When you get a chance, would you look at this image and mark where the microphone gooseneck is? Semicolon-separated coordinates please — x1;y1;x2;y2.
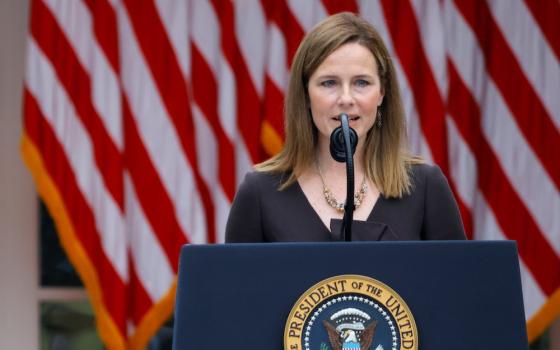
329;114;358;242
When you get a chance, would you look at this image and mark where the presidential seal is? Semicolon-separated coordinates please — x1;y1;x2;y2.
284;275;417;350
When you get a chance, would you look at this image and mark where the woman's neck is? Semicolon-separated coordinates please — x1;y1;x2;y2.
315;136;366;176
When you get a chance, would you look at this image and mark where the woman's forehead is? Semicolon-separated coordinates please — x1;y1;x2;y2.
311;43;379;78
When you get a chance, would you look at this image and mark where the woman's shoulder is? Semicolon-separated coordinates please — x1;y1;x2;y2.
238;170;291;193
242;170;288;184
408;162;451;193
409;162;444;179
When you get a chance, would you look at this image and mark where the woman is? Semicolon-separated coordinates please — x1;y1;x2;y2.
226;12;465;242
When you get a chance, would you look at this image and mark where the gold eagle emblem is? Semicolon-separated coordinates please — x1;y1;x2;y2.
323;308;377;350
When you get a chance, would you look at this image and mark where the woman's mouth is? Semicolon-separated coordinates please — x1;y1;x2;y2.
332;115;360;122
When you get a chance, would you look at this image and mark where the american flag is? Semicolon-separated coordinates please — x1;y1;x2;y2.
21;0;559;348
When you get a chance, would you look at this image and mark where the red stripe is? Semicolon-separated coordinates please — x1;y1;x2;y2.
263;77;286;142
190;46;236;200
210;0;265;162
123;98;188;271
524;0;560;61
380;0;450;175
128;257;152;325
31;0;124;209
82;0;120;72
122;0;217;243
24;89;128;333
321;0;358;14
455;0;560;191
260;0;305;67
447;62;560;295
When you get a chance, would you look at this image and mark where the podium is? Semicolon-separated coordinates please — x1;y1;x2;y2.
172;241;528;349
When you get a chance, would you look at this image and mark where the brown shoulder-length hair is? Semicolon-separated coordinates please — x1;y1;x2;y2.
256;12;421;198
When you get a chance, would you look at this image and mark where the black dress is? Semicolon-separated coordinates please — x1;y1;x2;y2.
225;163;466;242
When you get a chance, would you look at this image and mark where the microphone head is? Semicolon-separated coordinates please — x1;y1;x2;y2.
330;114;358;162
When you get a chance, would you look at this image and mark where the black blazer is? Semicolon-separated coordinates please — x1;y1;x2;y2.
226;163;466;242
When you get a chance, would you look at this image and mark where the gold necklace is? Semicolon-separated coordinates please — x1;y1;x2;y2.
317;163;368;213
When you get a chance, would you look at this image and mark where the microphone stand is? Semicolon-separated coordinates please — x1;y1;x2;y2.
329;114;357;242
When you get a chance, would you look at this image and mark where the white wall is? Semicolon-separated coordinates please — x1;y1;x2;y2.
0;0;37;349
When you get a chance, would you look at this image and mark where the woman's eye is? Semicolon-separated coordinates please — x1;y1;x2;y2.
321;80;336;87
355;79;370;87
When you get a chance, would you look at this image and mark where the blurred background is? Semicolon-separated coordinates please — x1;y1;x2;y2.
1;0;558;349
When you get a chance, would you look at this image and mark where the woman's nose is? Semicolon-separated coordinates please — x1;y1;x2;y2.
337;85;354;107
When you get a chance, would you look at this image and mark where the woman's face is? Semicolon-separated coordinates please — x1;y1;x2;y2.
307;42;384;148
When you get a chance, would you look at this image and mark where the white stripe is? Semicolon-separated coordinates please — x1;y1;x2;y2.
520;260;547;321
192;104;231;243
409;0;448;98
190;0;237;141
125;174;174;302
398;64;434;163
267;24;289;91
233;0;266;96
359;1;433;162
26;39;128;282
217;61;238;141
118;7;207;244
190;102;218;223
447;117;477;208
44;0;123;150
472;192;546;319
191;0;220;75
90;46;123;149
487;0;560;128
287;0;328;32
443;0;485;102
446;1;560;256
154;0;190;79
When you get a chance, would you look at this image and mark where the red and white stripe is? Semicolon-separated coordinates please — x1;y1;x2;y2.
22;0;559;348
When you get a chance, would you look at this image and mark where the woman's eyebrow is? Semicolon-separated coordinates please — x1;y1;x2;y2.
353;74;375;79
314;74;339;80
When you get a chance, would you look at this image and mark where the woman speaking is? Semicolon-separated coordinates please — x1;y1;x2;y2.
226;12;465;243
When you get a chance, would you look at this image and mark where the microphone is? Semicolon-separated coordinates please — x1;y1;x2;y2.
329;114;358;242
330;115;358;162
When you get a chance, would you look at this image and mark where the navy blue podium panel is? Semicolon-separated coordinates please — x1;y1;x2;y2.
172;241;528;350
